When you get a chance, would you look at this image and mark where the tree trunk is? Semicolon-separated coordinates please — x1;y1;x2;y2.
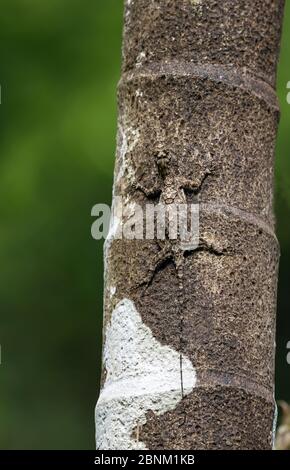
95;0;284;450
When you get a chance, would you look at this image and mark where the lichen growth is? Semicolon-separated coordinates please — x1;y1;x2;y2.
189;0;203;16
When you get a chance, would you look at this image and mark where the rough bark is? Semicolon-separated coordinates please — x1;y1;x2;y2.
95;0;284;450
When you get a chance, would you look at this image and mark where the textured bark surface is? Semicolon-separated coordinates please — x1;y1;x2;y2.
95;0;284;450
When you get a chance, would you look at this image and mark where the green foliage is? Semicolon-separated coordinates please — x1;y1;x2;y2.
0;0;123;449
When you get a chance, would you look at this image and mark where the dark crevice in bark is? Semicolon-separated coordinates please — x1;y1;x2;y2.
134;184;162;203
183;244;234;259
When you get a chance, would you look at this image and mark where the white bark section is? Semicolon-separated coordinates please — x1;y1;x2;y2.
272;398;278;449
116;123;139;185
95;299;196;450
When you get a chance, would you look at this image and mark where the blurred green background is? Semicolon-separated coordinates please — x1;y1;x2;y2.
0;0;289;450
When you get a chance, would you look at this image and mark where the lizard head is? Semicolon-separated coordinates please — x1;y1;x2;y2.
154;150;171;179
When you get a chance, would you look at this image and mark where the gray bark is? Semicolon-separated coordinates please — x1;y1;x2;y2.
95;0;284;450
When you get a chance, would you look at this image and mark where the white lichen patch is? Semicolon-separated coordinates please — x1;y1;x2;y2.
103;196;122;277
95;299;196;450
190;0;203;14
116;122;140;185
110;286;116;299
136;51;146;68
136;89;143;98
126;0;134;17
272;396;278;449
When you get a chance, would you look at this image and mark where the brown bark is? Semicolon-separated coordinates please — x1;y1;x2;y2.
96;0;285;450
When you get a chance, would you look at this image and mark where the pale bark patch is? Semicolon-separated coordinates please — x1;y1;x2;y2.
95;298;196;450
